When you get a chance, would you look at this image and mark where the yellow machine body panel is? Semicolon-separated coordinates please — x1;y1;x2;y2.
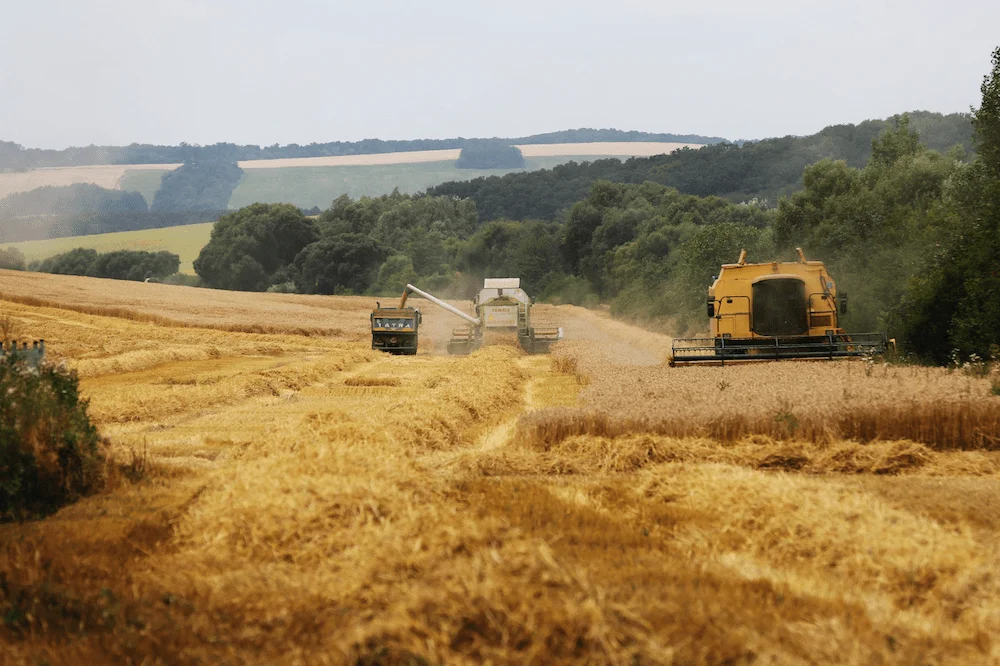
670;249;888;365
709;257;841;340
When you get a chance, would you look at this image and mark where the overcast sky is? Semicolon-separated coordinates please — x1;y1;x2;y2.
2;0;998;149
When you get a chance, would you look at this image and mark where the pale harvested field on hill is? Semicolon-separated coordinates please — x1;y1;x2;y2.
235;142;702;169
0;142;702;198
0;163;179;199
2;273;1000;664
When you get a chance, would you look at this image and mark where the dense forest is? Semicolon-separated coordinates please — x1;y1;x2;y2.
0;129;725;170
191;48;1000;364
428;111;974;220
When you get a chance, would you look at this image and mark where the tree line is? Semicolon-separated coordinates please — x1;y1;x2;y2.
428;111;974;221
29;248;180;282
0;129;724;170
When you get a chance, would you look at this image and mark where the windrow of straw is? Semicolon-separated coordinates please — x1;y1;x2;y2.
516;399;1000;451
468;433;1000;477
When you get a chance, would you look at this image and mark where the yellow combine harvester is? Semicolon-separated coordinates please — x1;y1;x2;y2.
670;248;888;365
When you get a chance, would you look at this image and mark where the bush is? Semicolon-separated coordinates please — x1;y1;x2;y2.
456;141;525;169
0;246;26;270
292;234;387;294
30;248;180;282
0;359;105;521
194;203;319;291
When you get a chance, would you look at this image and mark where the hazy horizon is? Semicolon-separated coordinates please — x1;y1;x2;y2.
2;0;998;150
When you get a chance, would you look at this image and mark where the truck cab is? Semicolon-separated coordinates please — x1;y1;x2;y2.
370;306;421;355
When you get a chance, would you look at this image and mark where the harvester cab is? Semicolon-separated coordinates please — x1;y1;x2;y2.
455;278;563;354
670;248;888;365
1;339;46;370
370;295;422;355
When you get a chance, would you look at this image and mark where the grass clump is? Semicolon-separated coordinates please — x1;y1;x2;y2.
0;358;105;521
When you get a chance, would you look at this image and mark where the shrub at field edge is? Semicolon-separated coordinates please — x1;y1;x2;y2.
0;359;106;521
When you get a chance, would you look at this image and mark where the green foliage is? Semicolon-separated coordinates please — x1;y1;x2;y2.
30;248;99;275
457;221;564;295
0;246;26;270
151;160;243;212
92;250;180;281
557;180;777;328
456;141;526;169
30;248;180;281
0;359;104;521
373;255;417;295
429;111;974;221
890;50;1000;363
293;234;387;295
536;273;600;307
194;203;318;291
773;115;962;335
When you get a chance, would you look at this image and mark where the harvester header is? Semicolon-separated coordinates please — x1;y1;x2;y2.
670;248;888;365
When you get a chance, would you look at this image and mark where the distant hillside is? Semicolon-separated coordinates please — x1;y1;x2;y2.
0;129;724;170
0;183;147;218
427;111;974;221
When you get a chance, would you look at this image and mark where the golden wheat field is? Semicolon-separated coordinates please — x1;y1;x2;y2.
2;270;1000;665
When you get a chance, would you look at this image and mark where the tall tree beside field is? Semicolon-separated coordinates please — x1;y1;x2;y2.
773;116;961;336
895;47;1000;362
293;234;387;295
194;203;319;291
